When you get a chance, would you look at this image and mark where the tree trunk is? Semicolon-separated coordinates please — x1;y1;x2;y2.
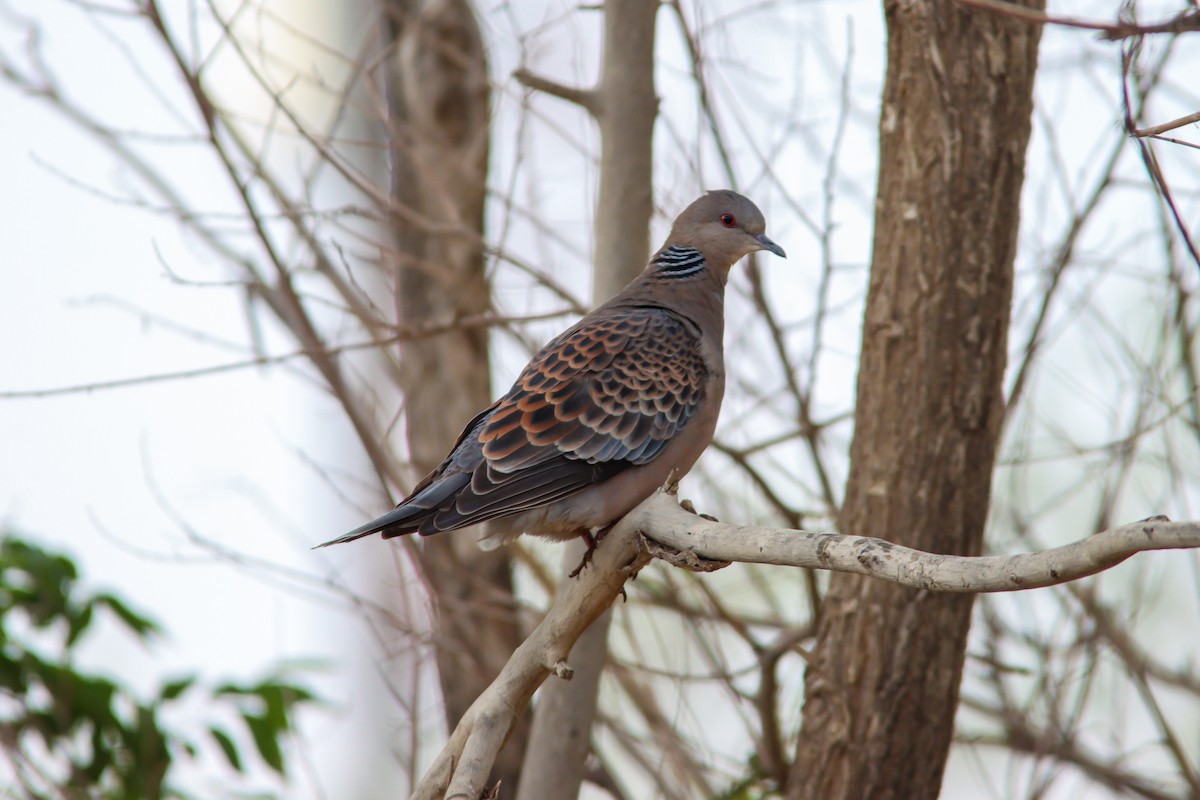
516;2;658;797
786;2;1044;798
379;0;529;790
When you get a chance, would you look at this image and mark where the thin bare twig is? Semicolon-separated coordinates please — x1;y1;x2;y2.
1132;109;1200;137
956;0;1200;41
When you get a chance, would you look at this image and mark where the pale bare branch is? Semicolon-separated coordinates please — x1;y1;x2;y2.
411;484;1200;796
636;497;1195;592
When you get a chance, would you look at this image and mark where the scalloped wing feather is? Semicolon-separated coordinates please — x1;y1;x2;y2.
479;306;706;471
354;305;710;539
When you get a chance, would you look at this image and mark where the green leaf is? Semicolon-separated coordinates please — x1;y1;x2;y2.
261;685;289;735
210;726;243;773
58;667;115;721
94;593;162;639
1;532;321;792
130;704;170;797
0;651;25;693
243;712;285;774
65;601;93;647
2;538;77;630
160;674;196;701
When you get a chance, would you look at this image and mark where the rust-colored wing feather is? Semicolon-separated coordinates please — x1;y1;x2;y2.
319;305;708;544
482;306;706;469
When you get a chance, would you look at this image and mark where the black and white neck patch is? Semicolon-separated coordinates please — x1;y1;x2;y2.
654;245;705;277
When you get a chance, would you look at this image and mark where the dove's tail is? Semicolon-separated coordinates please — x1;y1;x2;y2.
315;472;472;548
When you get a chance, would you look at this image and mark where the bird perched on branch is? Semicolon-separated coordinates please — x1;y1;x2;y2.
320;190;785;559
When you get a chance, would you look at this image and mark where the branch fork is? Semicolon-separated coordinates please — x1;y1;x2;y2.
413;490;1200;797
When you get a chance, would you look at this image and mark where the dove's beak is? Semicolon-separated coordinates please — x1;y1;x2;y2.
756;233;786;258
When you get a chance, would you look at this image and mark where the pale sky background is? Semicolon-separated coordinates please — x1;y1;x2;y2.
2;1;1198;798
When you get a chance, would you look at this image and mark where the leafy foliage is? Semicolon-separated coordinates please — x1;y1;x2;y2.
0;533;319;799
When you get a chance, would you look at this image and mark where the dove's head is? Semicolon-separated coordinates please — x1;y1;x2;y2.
662;190;786;275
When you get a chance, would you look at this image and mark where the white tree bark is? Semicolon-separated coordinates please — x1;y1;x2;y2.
411;488;1200;798
630;495;1193;591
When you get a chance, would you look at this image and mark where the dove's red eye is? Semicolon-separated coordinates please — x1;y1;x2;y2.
720;213;736;227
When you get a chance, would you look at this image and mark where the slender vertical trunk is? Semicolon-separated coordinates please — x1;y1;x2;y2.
592;0;656;282
516;2;659;797
786;2;1044;798
379;0;529;790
